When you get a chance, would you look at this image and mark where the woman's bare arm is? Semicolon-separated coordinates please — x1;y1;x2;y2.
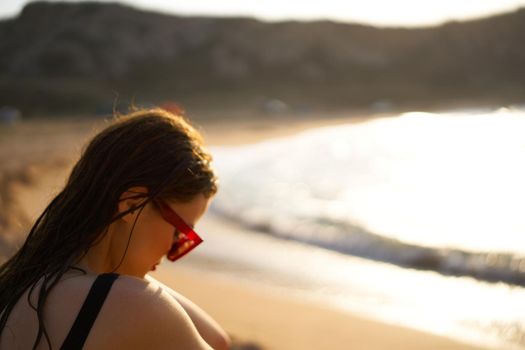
145;274;231;350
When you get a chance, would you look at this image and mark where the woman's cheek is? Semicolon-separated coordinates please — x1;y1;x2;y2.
152;226;173;257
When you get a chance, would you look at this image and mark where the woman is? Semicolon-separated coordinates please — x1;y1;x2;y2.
0;108;231;349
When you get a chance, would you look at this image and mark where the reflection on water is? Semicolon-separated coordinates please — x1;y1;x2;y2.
213;108;525;254
191;107;525;349
209;108;525;286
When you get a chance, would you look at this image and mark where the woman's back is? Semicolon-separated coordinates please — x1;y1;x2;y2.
0;271;212;349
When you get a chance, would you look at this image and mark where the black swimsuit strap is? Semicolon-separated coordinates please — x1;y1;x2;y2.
60;273;119;350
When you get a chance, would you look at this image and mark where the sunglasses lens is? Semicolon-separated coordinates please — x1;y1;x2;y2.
156;200;203;262
167;233;195;261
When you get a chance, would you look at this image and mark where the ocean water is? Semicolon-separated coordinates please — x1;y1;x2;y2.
178;108;525;349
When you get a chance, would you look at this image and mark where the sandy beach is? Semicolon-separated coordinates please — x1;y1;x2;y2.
152;263;487;350
0;111;494;350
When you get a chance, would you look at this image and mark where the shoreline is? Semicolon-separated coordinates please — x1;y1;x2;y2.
196;110;394;146
151;262;491;350
152;208;504;350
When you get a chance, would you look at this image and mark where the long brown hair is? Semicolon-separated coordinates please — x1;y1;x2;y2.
0;108;217;349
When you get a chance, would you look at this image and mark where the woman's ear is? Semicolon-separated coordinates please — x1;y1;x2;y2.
117;186;148;223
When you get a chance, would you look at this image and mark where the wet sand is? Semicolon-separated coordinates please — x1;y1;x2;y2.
151;264;490;350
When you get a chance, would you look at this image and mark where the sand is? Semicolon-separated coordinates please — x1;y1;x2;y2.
151;264;488;350
0;111;494;350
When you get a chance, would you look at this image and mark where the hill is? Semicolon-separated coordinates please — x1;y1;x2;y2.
1;1;524;115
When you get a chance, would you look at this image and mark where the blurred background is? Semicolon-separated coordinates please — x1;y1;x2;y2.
1;1;525;349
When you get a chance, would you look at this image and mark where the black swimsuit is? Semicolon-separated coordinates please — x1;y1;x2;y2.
60;273;119;350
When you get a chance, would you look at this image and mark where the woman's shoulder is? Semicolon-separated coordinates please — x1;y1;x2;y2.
86;273;212;350
101;273;176;321
55;272;176;314
106;273;179;312
3;272;205;350
42;272;211;349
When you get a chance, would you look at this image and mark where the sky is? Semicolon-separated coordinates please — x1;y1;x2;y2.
1;0;525;27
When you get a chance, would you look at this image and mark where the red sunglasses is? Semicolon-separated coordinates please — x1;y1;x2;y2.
154;199;203;262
